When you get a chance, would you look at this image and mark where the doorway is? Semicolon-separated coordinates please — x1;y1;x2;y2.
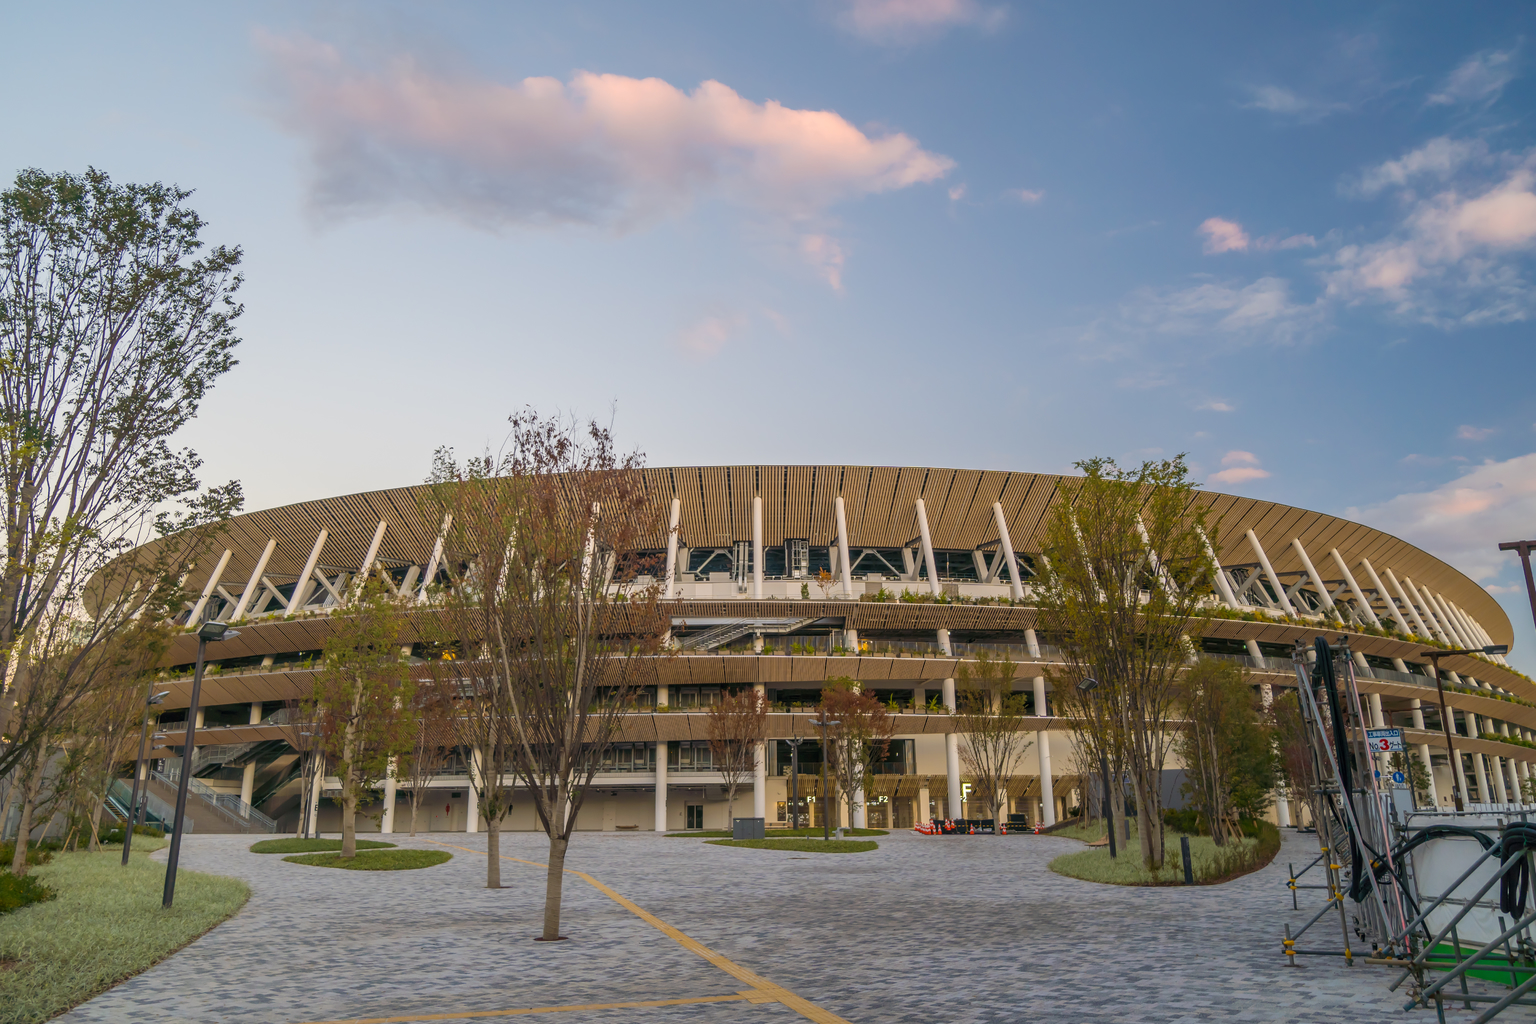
685;804;704;829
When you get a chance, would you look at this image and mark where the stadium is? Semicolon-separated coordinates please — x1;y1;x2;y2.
128;465;1532;837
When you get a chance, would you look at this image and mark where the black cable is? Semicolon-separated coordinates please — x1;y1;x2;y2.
1499;822;1536;916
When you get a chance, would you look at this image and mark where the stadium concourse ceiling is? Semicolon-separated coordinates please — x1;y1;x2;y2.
127;466;1511;647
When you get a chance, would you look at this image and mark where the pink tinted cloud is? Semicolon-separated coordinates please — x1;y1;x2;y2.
1208;450;1271;485
258;32;954;230
1199;217;1250;253
1009;187;1044;203
841;0;1006;42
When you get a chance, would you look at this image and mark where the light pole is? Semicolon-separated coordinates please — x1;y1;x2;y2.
163;620;239;908
122;684;170;865
809;716;839;840
1498;541;1536;635
784;735;806;830
1422;644;1509;812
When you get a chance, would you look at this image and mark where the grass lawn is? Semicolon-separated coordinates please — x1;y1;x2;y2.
250;837;396;854
705;838;878;854
1048;820;1279;886
667;828;888;838
282;849;451;870
0;845;247;1023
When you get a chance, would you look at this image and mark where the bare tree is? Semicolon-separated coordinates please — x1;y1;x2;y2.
428;410;667;937
0;168;244;779
819;679;894;837
308;577;415;858
955;653;1033;834
402;676;454;837
282;698;325;838
706;689;767;826
1036;456;1214;870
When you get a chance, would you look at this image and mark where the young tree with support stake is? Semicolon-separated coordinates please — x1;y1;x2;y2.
1176;658;1275;845
819;679;894;836
1036;456;1215;871
955;653;1034;833
401;675;454;837
428;410;666;937
707;689;767;827
308;577;415;859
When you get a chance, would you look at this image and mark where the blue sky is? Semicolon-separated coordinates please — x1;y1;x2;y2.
5;2;1536;661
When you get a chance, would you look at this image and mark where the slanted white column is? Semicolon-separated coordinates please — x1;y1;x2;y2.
1246;530;1295;616
285;529;329;614
1198;526;1239;607
752;496;763;600
1331;550;1380;626
655;742;668;831
1384;569;1432;639
230;539;277;622
834;496;854;599
417;515;452;603
662;497;681;599
1428;590;1473;648
466;747;482;833
348;520;390;601
753;683;767;820
381;759;397;833
1402;578;1451;644
992;503;1025;602
1291;539;1334;612
915;498;942;598
1361;559;1411;635
189;549;233;625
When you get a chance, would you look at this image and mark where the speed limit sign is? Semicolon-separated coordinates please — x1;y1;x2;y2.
1366;727;1404;753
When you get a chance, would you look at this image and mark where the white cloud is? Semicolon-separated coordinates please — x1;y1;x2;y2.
1241;84;1349;121
1346;453;1536;582
1197;399;1235;412
1351;137;1488;198
1199;217;1249;254
800;234;847;291
257;32;954;233
677;313;747;358
1325;163;1536;323
1457;425;1497;441
1209;450;1271;486
839;0;1006;43
1108;275;1322;345
1009;187;1044;203
1428;48;1518;107
947;183;967;201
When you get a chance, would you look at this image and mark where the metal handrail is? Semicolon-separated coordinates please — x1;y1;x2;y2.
154;768;278;832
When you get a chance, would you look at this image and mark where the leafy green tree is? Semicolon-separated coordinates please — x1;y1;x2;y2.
309;576;415;859
819;678;894;836
0;167;244;782
1176;658;1276;845
1036;455;1216;870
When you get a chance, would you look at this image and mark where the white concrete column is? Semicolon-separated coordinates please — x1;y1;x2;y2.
466;748;482;832
1410;699;1439;807
1291;538;1334;612
662;497;681;600
1276;795;1291;827
240;762;256;813
1360;559;1411;635
1466;715;1490;804
188;548;233;625
852;783;866;829
418;514;452;604
307;755;325;838
992;502;1025;602
915;498;942;598
1198;526;1239;607
752;496;763;600
1246;530;1295;616
349;520;390;601
1404;578;1452;645
657;683;668;709
1035;672;1055;827
1427;588;1472;648
753;684;767;819
1330;549;1380;626
1368;693;1385;729
834;496;854;599
917;783;930;825
1384;568;1432;639
286;528;329;614
655;743;668;832
1492;754;1510;805
230;538;277;622
1519;760;1531;805
381;758;397;833
941;671;962;818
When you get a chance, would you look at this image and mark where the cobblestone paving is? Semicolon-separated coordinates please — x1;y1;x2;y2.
56;830;1527;1024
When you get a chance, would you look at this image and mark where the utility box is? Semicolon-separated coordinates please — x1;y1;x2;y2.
733;817;765;840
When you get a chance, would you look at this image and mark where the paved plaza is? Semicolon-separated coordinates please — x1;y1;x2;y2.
55;830;1524;1024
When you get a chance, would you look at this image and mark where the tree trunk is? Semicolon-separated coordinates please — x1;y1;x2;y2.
486;815;501;888
1134;768;1163;869
409;789;420;837
1108;776;1127;852
0;776;18;843
725;788;735;832
341;781;357;858
541;834;569;940
10;751;47;875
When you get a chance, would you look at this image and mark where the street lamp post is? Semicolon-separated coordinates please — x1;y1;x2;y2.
809;716;839;840
122;684;170;866
1421;644;1508;813
1498;541;1536;636
163;621;239;909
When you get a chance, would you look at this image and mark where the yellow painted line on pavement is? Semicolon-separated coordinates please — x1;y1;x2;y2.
295;992;752;1023
421;838;853;1024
